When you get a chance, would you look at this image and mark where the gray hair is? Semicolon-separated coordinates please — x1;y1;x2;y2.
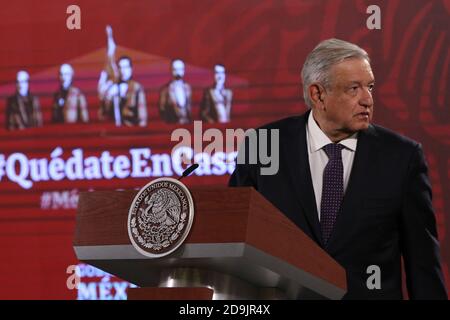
301;38;370;108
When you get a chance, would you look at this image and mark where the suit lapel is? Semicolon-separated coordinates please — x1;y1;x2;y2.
168;82;177;106
286;111;323;246
325;125;378;251
17;94;29;125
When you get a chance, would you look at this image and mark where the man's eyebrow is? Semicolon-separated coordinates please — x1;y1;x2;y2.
345;80;375;85
344;81;363;86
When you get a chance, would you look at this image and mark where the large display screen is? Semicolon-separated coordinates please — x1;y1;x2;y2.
0;0;448;299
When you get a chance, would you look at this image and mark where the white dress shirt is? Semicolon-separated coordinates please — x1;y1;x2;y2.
173;80;187;107
305;112;358;221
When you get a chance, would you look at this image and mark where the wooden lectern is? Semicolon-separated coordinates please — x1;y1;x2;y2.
74;186;346;300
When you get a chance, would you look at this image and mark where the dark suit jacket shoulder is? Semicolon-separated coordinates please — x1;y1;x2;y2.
229;111;447;300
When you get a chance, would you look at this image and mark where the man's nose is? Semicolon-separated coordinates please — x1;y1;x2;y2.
359;88;373;107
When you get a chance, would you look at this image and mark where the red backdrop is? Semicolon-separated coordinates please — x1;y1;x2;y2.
0;0;448;299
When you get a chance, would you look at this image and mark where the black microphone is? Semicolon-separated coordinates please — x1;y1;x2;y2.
178;163;199;181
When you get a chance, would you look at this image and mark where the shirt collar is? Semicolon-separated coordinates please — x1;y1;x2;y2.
307;111;358;153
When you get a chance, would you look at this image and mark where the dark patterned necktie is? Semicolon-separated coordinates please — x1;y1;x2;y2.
320;143;344;245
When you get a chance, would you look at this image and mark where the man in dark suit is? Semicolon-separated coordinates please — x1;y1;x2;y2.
158;59;192;124
6;70;42;130
52;63;89;124
200;64;233;123
98;25;147;127
229;38;447;299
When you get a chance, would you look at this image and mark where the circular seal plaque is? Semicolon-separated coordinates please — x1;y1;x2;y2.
127;178;194;258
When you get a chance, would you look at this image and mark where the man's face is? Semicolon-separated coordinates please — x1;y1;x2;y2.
59;65;73;88
16;72;29;96
320;58;374;134
214;65;226;87
118;58;132;82
172;60;185;79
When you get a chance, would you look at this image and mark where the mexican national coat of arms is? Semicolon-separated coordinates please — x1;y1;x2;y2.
128;178;194;258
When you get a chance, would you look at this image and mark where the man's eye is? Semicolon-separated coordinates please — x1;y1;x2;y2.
368;84;375;92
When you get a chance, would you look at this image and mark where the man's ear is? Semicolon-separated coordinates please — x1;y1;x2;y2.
309;84;326;107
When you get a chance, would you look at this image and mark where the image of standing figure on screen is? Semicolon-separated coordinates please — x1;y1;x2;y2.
200;64;232;123
98;25;147;127
5;70;42;131
52;63;89;124
158;59;192;124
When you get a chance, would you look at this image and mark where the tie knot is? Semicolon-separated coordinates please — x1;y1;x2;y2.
323;143;344;159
